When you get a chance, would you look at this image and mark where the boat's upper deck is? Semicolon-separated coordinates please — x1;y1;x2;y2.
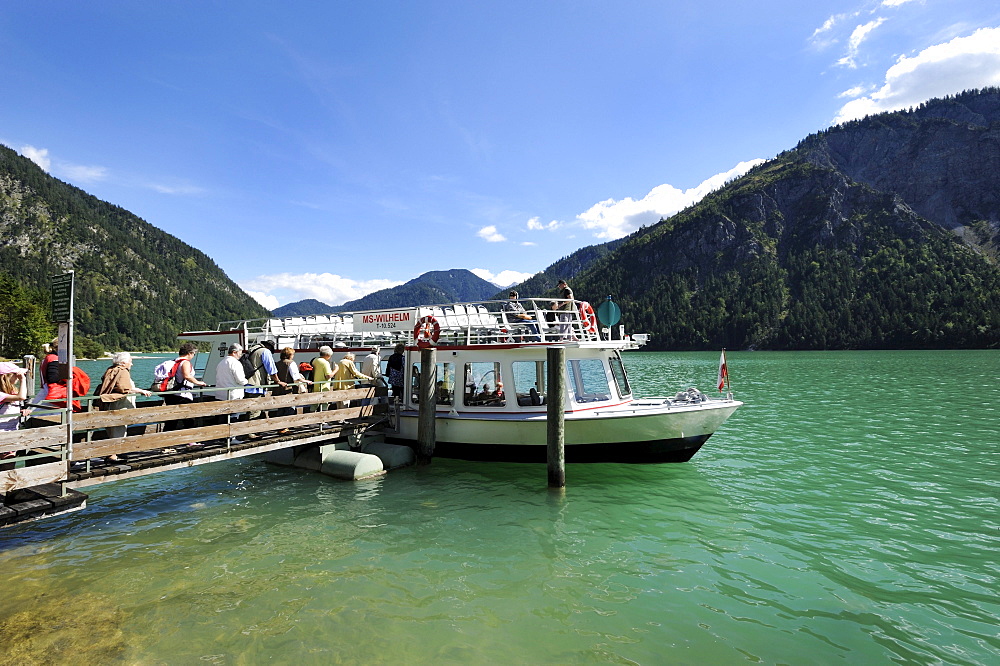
214;299;649;350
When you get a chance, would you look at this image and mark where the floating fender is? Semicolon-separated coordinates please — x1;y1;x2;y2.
320;449;385;480
361;441;416;470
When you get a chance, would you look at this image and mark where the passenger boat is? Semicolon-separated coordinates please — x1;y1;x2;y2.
178;298;741;463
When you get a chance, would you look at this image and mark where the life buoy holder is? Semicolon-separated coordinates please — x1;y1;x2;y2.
579;301;598;334
413;315;441;347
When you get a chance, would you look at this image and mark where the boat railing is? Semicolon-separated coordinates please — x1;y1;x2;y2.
214;299;637;349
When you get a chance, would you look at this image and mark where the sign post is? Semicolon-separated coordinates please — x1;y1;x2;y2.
50;271;75;476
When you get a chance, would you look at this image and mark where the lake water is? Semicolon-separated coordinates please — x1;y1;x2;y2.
1;351;997;664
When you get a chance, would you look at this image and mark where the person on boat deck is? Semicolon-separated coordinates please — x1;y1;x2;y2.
554;279;574;339
96;352;153;459
385;343;405;399
502;290;539;339
332;352;371;409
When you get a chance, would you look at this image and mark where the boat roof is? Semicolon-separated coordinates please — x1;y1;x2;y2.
193;299;648;351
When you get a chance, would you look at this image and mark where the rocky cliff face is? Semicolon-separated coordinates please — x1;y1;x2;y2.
796;89;1000;252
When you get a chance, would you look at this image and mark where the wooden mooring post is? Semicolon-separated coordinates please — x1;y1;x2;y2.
417;347;437;464
546;346;566;488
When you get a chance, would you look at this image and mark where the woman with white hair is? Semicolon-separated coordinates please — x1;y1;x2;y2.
96;351;153;458
311;346;336;393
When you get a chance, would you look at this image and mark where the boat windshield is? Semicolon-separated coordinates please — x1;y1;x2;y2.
566;358;613;404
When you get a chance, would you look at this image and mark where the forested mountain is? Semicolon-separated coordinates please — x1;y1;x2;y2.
537;89;1000;350
0;144;268;355
272;298;335;317
317;269;501;311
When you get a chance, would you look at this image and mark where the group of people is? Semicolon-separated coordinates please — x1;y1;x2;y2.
502;279;575;340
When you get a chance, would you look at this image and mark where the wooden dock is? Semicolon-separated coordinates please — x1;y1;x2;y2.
1;387;389;528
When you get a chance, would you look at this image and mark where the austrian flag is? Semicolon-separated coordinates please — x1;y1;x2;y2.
717;350;729;392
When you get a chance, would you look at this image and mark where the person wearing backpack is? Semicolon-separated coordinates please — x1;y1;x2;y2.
242;340;286;433
163;343;207;433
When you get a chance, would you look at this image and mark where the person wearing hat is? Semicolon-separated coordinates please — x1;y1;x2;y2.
502;290;539;340
555;279;574;339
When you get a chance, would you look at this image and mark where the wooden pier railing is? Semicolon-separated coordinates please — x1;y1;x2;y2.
0;386;387;496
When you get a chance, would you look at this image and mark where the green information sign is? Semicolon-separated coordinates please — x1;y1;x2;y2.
51;272;74;323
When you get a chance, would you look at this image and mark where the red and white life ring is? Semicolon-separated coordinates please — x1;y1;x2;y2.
413;315;441;347
578;301;598;334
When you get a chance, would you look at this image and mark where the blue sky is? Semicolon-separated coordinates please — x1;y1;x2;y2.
3;1;999;309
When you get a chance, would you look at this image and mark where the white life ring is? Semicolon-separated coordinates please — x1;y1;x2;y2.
413;315;441;347
579;301;598;334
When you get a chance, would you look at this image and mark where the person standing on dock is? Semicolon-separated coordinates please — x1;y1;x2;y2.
163;343;208;432
95;352;153;458
212;343;249;401
312;346;335;393
1;363;28;470
243;340;286;428
310;346;335;412
361;347;382;385
332;352;371;409
274;346;310;426
385;343;405;399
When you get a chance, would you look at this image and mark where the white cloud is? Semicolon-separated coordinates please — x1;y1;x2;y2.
20;145;109;184
240;272;404;309
147;181;205;195
21;145;51;171
881;0;916;7
837;18;887;68
576;159;766;240
526;216;560;231
61;164;108;184
477;225;506;242
838;85;869;98
247;291;280;310
471;268;536;287
834;26;1000;124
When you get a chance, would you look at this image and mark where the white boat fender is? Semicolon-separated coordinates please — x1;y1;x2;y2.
361;441;416;470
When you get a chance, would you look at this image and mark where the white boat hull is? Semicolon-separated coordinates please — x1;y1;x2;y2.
386;399;741;463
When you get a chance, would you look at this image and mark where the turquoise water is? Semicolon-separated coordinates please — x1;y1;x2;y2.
1;351;997;664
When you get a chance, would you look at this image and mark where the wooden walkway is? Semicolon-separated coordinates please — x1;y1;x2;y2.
1;387;389;527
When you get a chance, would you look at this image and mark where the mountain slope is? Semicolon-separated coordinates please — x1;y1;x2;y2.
338;269;500;310
0;145;269;351
558;90;1000;350
272;298;335;317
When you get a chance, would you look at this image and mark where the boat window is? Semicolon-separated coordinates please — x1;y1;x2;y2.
463;361;506;407
512;360;546;406
609;353;631;398
410;362;456;406
566;358;612;403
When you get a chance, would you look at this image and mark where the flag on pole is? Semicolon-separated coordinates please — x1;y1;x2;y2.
717;349;729;392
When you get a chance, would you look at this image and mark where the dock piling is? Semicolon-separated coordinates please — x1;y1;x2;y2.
417;347;437;464
546;346;566;488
